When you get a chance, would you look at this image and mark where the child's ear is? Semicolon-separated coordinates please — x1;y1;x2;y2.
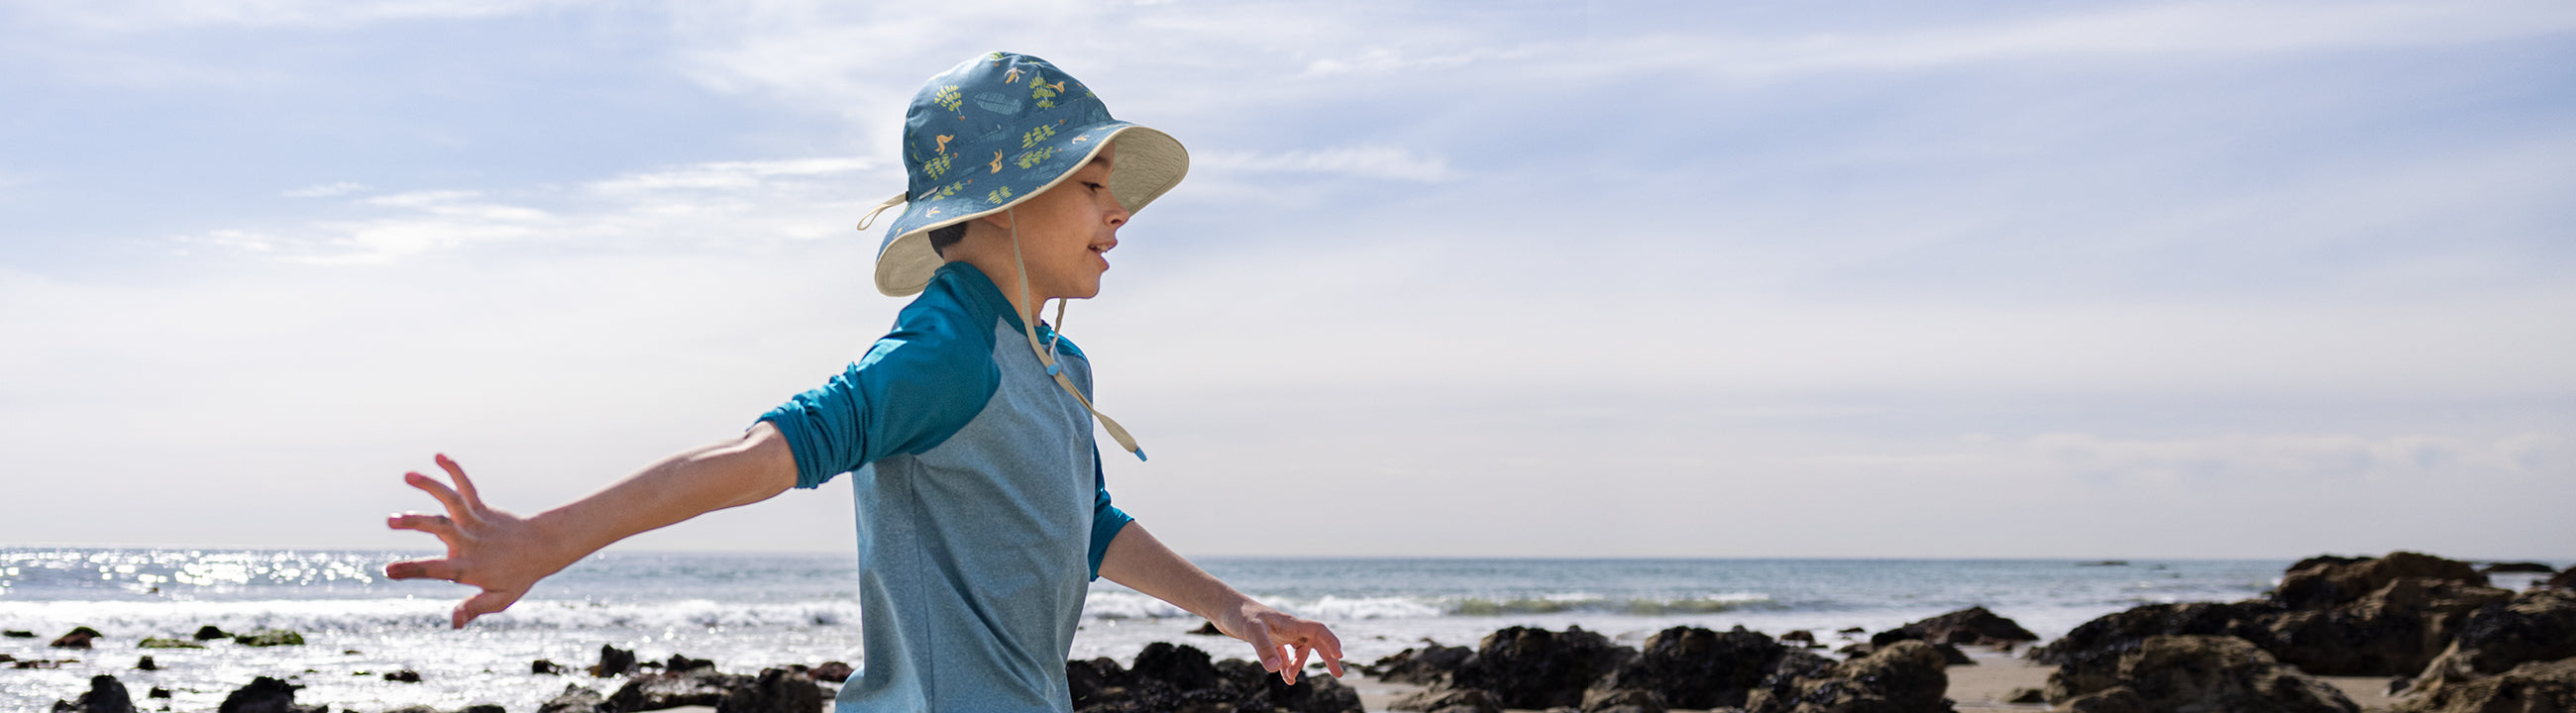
979;211;1016;231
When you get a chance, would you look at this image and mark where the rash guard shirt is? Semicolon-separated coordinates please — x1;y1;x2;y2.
758;261;1133;712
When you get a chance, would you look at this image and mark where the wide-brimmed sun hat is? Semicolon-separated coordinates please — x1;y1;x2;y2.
859;51;1190;298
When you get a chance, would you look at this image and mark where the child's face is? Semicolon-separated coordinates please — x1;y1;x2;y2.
1004;141;1129;301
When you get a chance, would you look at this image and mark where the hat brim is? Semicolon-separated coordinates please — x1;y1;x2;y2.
873;124;1188;297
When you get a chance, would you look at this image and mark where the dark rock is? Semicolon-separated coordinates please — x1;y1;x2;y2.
1578;688;1664;713
2552;569;2576;590
1369;644;1475;685
1780;630;1815;644
1589;626;1782;709
1188;620;1224;636
2266;575;2512;675
1388;687;1503;713
232;629;304;648
148;688;170;699
381;707;439;713
217;675;319;713
716;666;828;713
459;706;504;713
382;669;421;682
192;626;230;641
51;627;104;649
2045;635;2356;713
2079;560;2131;567
1223;662;1363;713
4;630;36;638
2404;588;2576;699
1068;657;1131;709
1934;643;1974;666
53;674;136;713
1745;639;1952;713
138;638;201;649
536;684;611;713
1130;641;1223;693
2002;687;2044;704
1836;627;1867;635
2060;685;2145;713
2392;656;2576;713
609;666;750;711
2029;600;2285;667
2481;561;2556;574
590;645;638;677
134;657;155;671
533;659;567;675
1449;625;1637;710
1871;606;2041;648
808;661;853;682
2278;552;2488;610
665;654;714;671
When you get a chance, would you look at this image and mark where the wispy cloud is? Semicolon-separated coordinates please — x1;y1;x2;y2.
281;182;366;198
1197;147;1455;182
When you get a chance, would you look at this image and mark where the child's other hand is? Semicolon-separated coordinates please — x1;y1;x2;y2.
381;454;570;629
1221;604;1346;685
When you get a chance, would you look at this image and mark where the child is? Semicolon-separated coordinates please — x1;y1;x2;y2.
384;51;1343;711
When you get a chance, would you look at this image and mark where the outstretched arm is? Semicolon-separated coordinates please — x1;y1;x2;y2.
383;422;800;628
1098;524;1345;684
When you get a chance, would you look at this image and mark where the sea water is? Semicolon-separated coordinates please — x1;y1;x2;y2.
5;548;2539;712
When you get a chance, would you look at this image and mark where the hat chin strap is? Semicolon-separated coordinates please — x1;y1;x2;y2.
1010;211;1148;461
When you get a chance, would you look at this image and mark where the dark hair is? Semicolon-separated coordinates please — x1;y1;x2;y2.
928;222;968;255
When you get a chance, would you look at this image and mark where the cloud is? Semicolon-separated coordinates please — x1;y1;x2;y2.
8;0;587;32
1196;147;1455;182
171;156;877;263
282;182;366;198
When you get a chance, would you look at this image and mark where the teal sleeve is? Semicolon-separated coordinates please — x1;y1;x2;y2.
1087;446;1132;581
759;299;999;489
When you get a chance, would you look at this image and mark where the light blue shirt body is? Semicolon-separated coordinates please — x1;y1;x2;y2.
759;261;1132;712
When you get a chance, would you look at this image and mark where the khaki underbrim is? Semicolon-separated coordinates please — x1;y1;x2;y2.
873;125;1188;297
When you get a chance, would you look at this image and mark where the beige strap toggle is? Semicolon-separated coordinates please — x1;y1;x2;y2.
855;191;909;231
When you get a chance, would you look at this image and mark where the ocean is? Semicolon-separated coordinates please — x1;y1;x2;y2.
8;547;2522;712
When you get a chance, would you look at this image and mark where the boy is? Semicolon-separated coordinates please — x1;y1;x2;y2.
383;51;1343;711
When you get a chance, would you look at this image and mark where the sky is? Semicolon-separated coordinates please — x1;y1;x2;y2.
2;0;2571;560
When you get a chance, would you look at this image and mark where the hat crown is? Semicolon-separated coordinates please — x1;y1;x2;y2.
902;52;1114;203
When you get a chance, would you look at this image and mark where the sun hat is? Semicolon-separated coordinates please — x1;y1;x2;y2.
858;51;1189;298
854;51;1186;460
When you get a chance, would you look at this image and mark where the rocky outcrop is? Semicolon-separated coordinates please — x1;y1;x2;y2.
2392;657;2576;713
2277;552;2487;610
51;627;103;649
1577;687;1665;713
2479;561;2555;574
217;676;324;713
2403;588;2576;700
2037;552;2516;677
1388;687;1502;713
1745;639;1953;713
535;684;610;713
2046;635;2356;713
2267;571;2511;675
1447;626;1637;710
2551;569;2576;590
608;665;750;711
1068;643;1360;713
1872;607;2040;648
1587;626;1812;710
1369;644;1475;686
232;629;305;648
717;667;829;713
590;645;639;677
51;674;136;713
192;626;230;641
137;638;202;649
2031;600;2284;666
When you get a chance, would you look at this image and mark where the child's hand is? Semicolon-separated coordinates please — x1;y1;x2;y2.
381;454;571;629
1219;604;1346;685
